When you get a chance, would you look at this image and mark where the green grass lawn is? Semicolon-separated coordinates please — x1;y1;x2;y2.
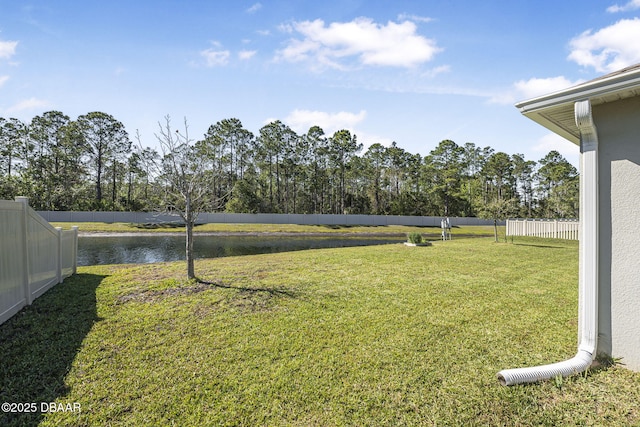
2;237;638;426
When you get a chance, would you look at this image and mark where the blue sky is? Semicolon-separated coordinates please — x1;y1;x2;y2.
2;1;640;167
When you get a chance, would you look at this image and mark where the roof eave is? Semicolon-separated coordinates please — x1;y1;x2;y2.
515;65;640;146
523;110;581;145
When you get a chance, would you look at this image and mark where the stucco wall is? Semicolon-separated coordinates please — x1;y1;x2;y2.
593;96;640;370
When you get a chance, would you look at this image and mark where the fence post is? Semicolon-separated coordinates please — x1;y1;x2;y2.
56;227;62;284
72;226;79;275
16;196;32;305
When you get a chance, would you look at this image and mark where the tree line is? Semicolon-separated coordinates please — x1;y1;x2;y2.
0;111;579;219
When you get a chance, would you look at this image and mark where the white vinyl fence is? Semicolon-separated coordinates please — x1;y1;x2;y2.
37;210;505;227
506;218;579;240
0;197;78;326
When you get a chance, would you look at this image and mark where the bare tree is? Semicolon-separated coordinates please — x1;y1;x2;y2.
146;116;213;279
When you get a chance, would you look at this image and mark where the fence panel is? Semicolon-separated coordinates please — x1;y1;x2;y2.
27;208;61;300
0;201;27;325
60;228;78;278
39;210;506;227
506;219;579;240
0;197;78;326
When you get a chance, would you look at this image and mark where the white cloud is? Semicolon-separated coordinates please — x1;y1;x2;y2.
0;75;9;88
532;133;580;165
0;40;18;59
280;109;394;152
246;3;262;14
397;13;434;24
200;47;230;67
238;50;257;60
265;109;394;152
568;18;640;72
421;64;451;78
513;76;582;99
607;0;640;13
490;76;583;104
355;130;394;151
6;97;50;113
275;17;441;70
277;23;293;33
283;109;367;134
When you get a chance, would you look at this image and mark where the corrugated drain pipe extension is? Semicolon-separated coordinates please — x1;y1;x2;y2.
497;99;599;386
497;348;595;387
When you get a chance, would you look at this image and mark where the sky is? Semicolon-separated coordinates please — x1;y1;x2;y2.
2;1;640;168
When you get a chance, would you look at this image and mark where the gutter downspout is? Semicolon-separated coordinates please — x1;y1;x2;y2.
497;99;599;386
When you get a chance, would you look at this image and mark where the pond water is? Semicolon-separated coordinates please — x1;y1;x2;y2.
77;234;404;266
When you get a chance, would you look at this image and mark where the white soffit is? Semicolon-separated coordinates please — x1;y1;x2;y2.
515;64;640;146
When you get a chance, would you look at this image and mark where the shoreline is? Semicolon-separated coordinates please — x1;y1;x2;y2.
78;230;488;238
78;231;424;237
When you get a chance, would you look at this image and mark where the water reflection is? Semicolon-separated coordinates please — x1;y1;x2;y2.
77;234;403;266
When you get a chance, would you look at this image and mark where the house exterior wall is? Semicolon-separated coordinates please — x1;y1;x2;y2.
593;96;640;370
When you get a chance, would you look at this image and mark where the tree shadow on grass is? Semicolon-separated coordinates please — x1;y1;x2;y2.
193;278;301;313
511;242;568;249
0;273;105;427
196;278;298;299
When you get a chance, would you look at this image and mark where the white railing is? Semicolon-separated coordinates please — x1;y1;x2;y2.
506;218;579;240
0;197;78;326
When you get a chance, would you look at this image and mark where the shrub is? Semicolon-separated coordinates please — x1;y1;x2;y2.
407;232;424;244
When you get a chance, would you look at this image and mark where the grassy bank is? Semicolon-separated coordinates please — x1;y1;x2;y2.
52;221;499;237
2;238;638;426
